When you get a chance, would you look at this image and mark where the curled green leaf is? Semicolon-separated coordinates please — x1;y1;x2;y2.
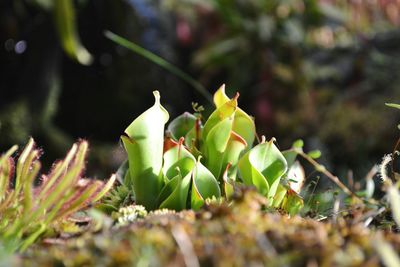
158;172;191;211
157;138;196;210
163;138;196;180
167;112;197;141
203;92;238;141
191;159;221;211
204;117;234;179
222;163;235;200
121;91;169;210
221;131;247;181
213;84;256;148
238;137;288;203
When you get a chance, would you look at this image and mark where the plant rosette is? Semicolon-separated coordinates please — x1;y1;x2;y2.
119;85;304;213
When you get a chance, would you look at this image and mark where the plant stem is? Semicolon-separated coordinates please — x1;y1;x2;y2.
298;151;361;200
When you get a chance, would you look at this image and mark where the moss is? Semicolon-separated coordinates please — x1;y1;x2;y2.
19;189;400;267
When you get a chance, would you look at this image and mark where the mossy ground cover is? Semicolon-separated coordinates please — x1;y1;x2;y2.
12;189;399;267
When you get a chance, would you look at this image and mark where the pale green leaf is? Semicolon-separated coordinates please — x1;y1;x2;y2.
122;91;169;210
204;118;233;178
163;140;196;180
191;160;221;211
159;173;191;211
221;132;247;181
238;138;288;201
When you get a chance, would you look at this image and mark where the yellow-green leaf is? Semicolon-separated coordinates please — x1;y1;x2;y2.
213;84;256;148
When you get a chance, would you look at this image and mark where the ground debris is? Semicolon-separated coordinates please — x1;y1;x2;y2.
20;190;400;267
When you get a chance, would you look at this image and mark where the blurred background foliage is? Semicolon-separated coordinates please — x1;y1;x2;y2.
0;0;399;181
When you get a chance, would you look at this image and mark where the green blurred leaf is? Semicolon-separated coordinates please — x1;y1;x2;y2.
32;0;53;9
307;150;322;159
54;0;92;65
272;184;287;208
386;103;400;110
292;139;304;149
282;191;304;216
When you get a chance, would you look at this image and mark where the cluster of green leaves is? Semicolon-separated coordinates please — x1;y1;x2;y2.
119;86;305;213
0;138;115;252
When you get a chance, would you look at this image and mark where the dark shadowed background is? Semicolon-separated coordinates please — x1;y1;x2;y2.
1;0;399;184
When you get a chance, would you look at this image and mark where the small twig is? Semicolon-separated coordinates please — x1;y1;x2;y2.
332;198;340;223
256;234;277;258
298;151;361;201
354;207;386;227
171;225;200;267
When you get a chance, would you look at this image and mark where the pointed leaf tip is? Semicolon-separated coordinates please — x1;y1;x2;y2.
261;136;266;143
153;90;161;103
268;137;277;144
